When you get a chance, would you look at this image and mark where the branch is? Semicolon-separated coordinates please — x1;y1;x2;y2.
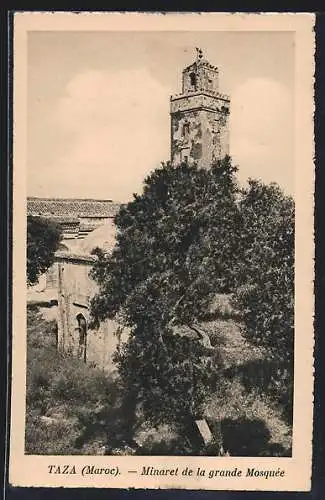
185;324;212;348
167;291;188;328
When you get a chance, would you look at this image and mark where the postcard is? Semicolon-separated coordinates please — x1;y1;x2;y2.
10;11;315;491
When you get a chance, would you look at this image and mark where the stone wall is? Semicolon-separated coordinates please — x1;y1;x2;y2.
170;54;230;168
170;100;230;167
55;254;127;372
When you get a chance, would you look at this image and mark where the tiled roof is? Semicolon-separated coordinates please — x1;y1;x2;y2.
55;250;97;263
27;197;120;218
40;215;80;224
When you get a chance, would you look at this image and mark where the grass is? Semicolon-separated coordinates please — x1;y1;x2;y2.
198;312;292;456
25;306;122;455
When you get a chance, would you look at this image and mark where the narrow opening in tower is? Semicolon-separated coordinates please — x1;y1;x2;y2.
182;122;190;138
189;72;197;89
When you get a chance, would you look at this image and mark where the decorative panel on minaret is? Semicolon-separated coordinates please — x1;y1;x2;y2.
170;49;230;168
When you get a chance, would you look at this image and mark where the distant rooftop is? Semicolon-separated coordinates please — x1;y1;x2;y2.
27;197;120;219
28;197;115;202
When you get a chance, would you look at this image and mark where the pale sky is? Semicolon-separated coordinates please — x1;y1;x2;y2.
27;31;295;203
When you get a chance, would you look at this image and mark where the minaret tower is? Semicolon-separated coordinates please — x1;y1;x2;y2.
170;48;230;167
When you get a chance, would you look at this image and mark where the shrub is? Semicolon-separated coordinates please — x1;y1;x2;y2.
27;216;62;286
25;413;80;455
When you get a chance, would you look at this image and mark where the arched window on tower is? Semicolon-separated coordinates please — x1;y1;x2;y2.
189;72;197;90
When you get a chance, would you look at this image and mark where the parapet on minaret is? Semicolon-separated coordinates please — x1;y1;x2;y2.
170;48;230;167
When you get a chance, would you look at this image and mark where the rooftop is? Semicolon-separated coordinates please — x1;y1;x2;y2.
55;250;97;264
27;197;120;218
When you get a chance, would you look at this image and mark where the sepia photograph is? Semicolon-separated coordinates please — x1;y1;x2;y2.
10;12;315;491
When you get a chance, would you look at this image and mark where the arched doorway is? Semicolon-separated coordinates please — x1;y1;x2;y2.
76;313;87;363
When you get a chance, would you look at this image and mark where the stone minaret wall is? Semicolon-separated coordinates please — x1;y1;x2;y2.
170;51;230;168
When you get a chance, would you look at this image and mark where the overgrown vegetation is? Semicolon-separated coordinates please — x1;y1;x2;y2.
26;307;128;455
26;157;294;456
89;158;294;452
26;306;292;456
27;216;62;286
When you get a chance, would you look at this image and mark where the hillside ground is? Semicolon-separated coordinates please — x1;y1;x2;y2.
25;305;292;456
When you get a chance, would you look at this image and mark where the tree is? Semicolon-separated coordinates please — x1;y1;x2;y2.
27;216;62;286
90;158;295;436
232;180;295;421
90;157;240;328
233;180;294;359
90;157;240;432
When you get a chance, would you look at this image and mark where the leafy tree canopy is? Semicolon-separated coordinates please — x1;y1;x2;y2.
91;157;241;330
90;157;240;427
27;216;62;286
90;157;294;429
233;179;294;361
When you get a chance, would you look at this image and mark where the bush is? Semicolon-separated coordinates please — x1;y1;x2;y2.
25;413;80;455
232;181;294;424
224;357;293;424
27;216;62;286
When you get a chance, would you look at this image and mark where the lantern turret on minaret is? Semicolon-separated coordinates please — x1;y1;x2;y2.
170;48;230;167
